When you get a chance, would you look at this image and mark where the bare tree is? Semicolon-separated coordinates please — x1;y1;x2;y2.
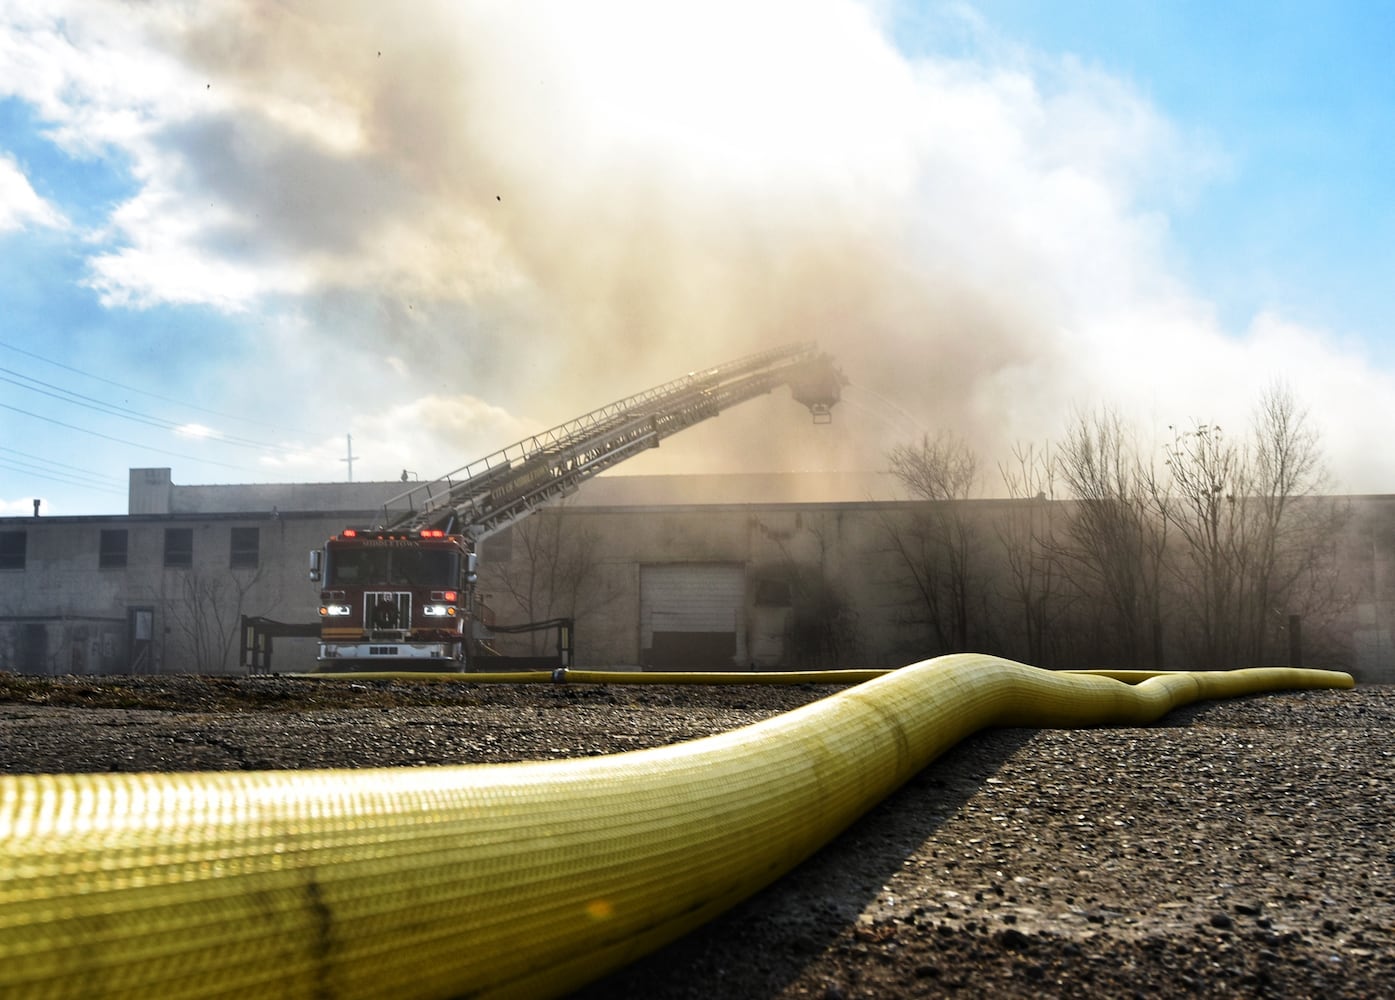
883;431;987;655
751;517;861;668
995;442;1068;666
484;505;623;655
1054;409;1169;667
1160;420;1245;664
162;566;265;673
1246;383;1351;659
889;431;979;504
1161;384;1350;665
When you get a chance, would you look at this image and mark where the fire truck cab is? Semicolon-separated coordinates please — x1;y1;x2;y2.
309;528;478;665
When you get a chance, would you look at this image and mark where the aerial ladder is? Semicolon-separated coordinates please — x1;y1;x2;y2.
376;341;841;539
308;341;843;669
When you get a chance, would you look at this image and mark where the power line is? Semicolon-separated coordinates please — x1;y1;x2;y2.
0;402;249;471
0;367;293;452
0;446;125;490
0;457;126;494
0;337;318;436
0;445;124;484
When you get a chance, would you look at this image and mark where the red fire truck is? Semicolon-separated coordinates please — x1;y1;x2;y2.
309;342;841;669
309;528;478;665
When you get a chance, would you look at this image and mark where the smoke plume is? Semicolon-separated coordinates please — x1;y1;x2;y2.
44;0;1395;492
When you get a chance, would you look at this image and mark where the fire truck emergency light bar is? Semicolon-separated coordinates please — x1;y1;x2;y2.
336;528;453;540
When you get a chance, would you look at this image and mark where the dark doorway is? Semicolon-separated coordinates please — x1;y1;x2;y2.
18;624;48;674
127;607;154;673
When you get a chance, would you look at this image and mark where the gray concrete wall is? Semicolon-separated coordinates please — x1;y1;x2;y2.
4;480;1393;680
0;512;350;675
1339;495;1395;683
475;502;1022;670
129;467;411;517
129;468;900;516
475;495;1395;681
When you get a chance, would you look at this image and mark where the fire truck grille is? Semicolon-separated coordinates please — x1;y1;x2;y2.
365;591;411;631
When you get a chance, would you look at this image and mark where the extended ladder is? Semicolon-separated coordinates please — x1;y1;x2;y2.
376;342;842;539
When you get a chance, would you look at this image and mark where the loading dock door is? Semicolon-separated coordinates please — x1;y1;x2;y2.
640;563;746;670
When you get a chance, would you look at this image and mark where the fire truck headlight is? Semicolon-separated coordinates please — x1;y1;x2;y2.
423;604;450;617
321;604;352;617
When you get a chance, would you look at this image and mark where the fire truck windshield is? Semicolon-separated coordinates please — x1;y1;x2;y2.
326;546;459;587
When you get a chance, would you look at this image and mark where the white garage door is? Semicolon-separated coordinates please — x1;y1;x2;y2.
640;563;746;669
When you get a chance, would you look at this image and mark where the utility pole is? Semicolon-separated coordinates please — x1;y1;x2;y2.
341;434;360;482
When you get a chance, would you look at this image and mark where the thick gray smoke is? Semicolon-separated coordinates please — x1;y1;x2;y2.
95;0;1395;492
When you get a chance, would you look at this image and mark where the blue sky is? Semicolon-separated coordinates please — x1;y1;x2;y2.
944;0;1395;359
2;1;1392;516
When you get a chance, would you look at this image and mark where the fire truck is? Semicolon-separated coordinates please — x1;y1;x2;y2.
308;341;843;669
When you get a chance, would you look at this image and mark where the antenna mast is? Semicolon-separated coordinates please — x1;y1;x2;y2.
341;434;360;482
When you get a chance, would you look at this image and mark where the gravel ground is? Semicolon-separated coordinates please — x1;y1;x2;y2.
0;672;1390;999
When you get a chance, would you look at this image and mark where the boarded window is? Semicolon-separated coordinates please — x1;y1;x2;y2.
99;529;128;569
230;527;260;569
0;531;25;571
164;528;193;568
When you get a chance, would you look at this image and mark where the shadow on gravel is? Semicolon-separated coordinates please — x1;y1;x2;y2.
1146;693;1267;728
569;727;1039;1000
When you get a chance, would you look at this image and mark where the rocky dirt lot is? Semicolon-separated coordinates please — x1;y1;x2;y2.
0;671;1391;999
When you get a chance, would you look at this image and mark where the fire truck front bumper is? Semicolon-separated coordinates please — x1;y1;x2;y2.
318;642;457;662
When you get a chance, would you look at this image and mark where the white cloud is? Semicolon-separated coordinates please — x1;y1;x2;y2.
173;423;217;439
1;3;321;309
0;496;42;516
0;3;210;154
0;154;65;231
255;392;537;485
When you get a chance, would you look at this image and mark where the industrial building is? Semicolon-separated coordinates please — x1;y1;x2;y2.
1;468;1392;681
0;468;914;675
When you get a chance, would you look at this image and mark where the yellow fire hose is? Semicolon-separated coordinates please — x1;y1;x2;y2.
0;655;1352;999
300;668;892;685
298;667;1193;685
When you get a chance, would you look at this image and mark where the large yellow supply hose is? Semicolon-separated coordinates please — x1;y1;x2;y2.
301;668;892;685
0;655;1352;999
299;667;1183;685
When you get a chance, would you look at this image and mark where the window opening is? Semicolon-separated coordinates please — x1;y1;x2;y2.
99;529;128;569
164;528;193;568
